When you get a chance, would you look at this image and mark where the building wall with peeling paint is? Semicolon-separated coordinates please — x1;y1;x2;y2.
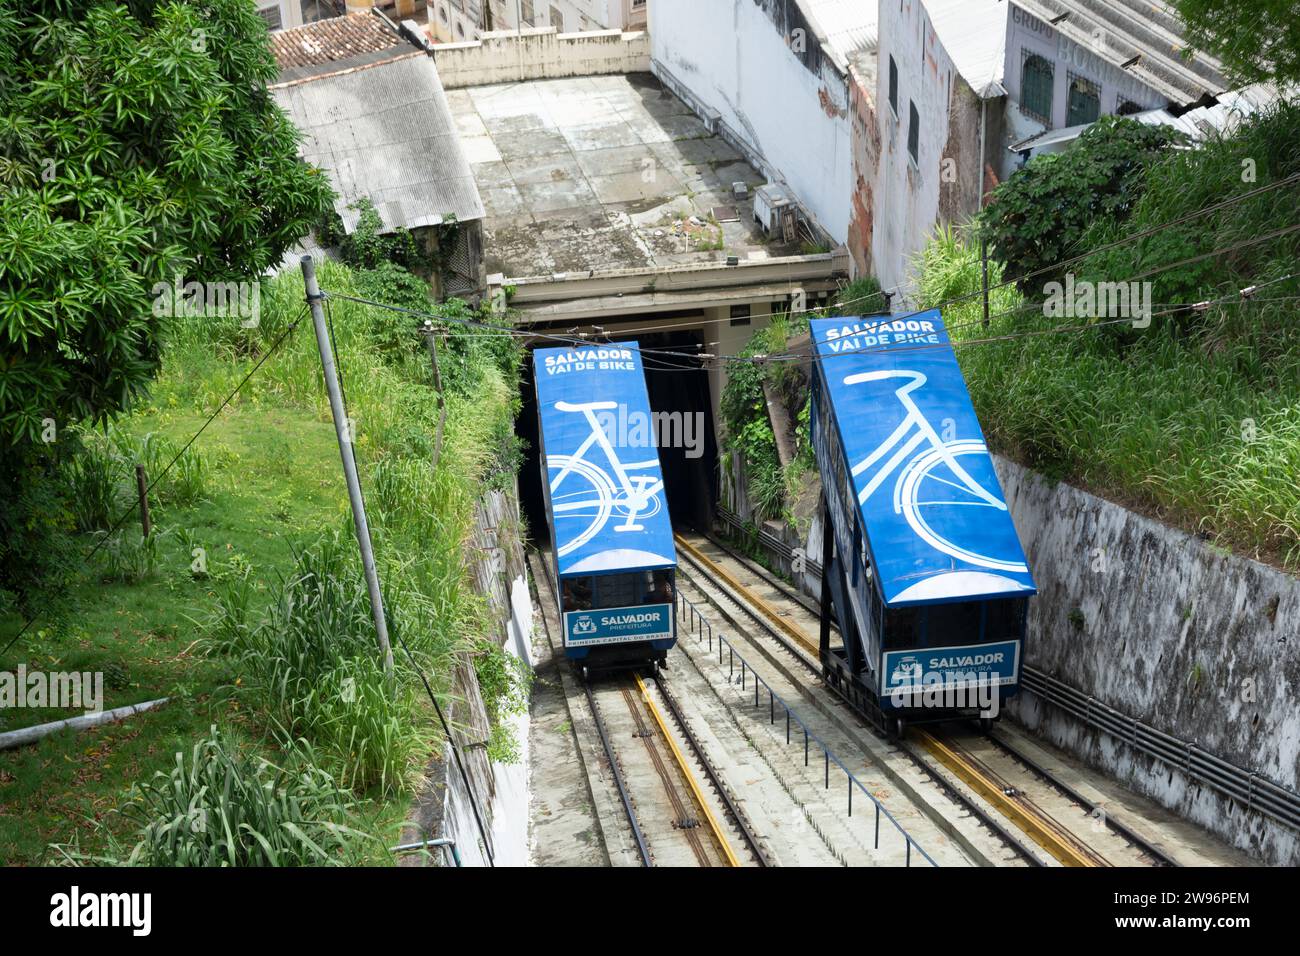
870;0;987;296
846;65;879;280
648;0;854;244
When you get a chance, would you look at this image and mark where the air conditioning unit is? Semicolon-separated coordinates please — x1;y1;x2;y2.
753;183;797;242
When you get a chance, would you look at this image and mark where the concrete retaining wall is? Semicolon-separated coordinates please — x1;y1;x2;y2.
994;457;1299;865
403;482;534;867
431;27;649;88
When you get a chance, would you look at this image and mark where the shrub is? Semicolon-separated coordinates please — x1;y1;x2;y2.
832;275;889;315
0;447;78;617
234;533;421;796
979;116;1185;291
472;638;531;764
720;315;813;521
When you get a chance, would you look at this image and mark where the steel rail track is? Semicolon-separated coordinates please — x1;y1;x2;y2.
702;527;1181;866
582;679;654;866
980;731;1180;867
617;680;716;866
674;532;1043;865
534;550;652;866
717;508;1300;837
537;547;748;867
646;673;770;866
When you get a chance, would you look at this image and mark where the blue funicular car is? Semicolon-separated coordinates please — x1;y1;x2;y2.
533;342;678;677
809;311;1037;734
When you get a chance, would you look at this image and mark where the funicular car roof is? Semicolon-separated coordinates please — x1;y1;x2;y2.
810;312;1037;607
534;342;676;579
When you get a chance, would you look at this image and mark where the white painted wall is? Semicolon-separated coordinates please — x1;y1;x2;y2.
431;27;649;87
649;0;854;245
870;0;963;297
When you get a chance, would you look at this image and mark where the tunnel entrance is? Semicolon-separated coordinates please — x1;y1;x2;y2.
517;327;718;548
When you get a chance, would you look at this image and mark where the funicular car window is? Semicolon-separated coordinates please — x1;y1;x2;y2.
982;598;1023;640
922;601;982;644
563;571;674;611
884;606;921;648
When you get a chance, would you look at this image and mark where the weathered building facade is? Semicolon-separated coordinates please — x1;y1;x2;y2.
648;0;1242;298
867;0;1233;296
648;0;875;250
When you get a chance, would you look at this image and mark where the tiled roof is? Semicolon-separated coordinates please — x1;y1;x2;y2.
271;13;406;74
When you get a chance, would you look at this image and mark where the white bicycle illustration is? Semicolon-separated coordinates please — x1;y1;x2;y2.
846;370;1027;573
548;400;664;557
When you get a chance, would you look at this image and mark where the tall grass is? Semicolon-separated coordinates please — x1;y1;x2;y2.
918;215;1300;567
53;728;379;866
61;258;525;860
59;425;210;534
226;532;422;797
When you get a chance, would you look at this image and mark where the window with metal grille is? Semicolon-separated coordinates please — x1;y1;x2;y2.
521;0;534;24
907;100;919;166
549;4;563;31
1116;96;1143;116
256;2;282;30
888;55;898;117
1066;73;1101;126
1020;53;1053;125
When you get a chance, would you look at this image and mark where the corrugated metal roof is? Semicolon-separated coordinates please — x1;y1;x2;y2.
1136;83;1287;139
924;0;1009;99
1008;82;1286;152
273;53;485;233
800;0;878;68
1014;0;1230;104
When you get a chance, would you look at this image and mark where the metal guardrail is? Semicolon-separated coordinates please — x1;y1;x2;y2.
1020;668;1300;832
718;506;1300;835
716;506;823;579
674;588;938;866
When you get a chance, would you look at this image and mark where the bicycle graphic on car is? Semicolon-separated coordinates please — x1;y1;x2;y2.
547;400;664;557
844;369;1028;574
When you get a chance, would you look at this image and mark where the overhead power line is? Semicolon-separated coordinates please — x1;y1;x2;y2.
1;307;309;659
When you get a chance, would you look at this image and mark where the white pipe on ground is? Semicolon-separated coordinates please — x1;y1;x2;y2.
0;697;169;751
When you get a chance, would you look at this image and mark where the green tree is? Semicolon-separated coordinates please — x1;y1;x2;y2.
0;0;333;609
1174;0;1300;87
978;116;1185;292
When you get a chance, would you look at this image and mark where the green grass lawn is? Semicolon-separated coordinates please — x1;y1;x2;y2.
1;259;522;866
0;403;353;864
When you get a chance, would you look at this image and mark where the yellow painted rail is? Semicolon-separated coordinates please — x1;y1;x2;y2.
674;533;820;657
634;673;741;868
914;730;1109;867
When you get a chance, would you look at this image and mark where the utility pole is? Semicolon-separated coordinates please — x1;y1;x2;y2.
135;464;152;538
301;255;394;674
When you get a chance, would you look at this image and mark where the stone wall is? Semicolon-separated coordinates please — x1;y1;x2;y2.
402;481;534;866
